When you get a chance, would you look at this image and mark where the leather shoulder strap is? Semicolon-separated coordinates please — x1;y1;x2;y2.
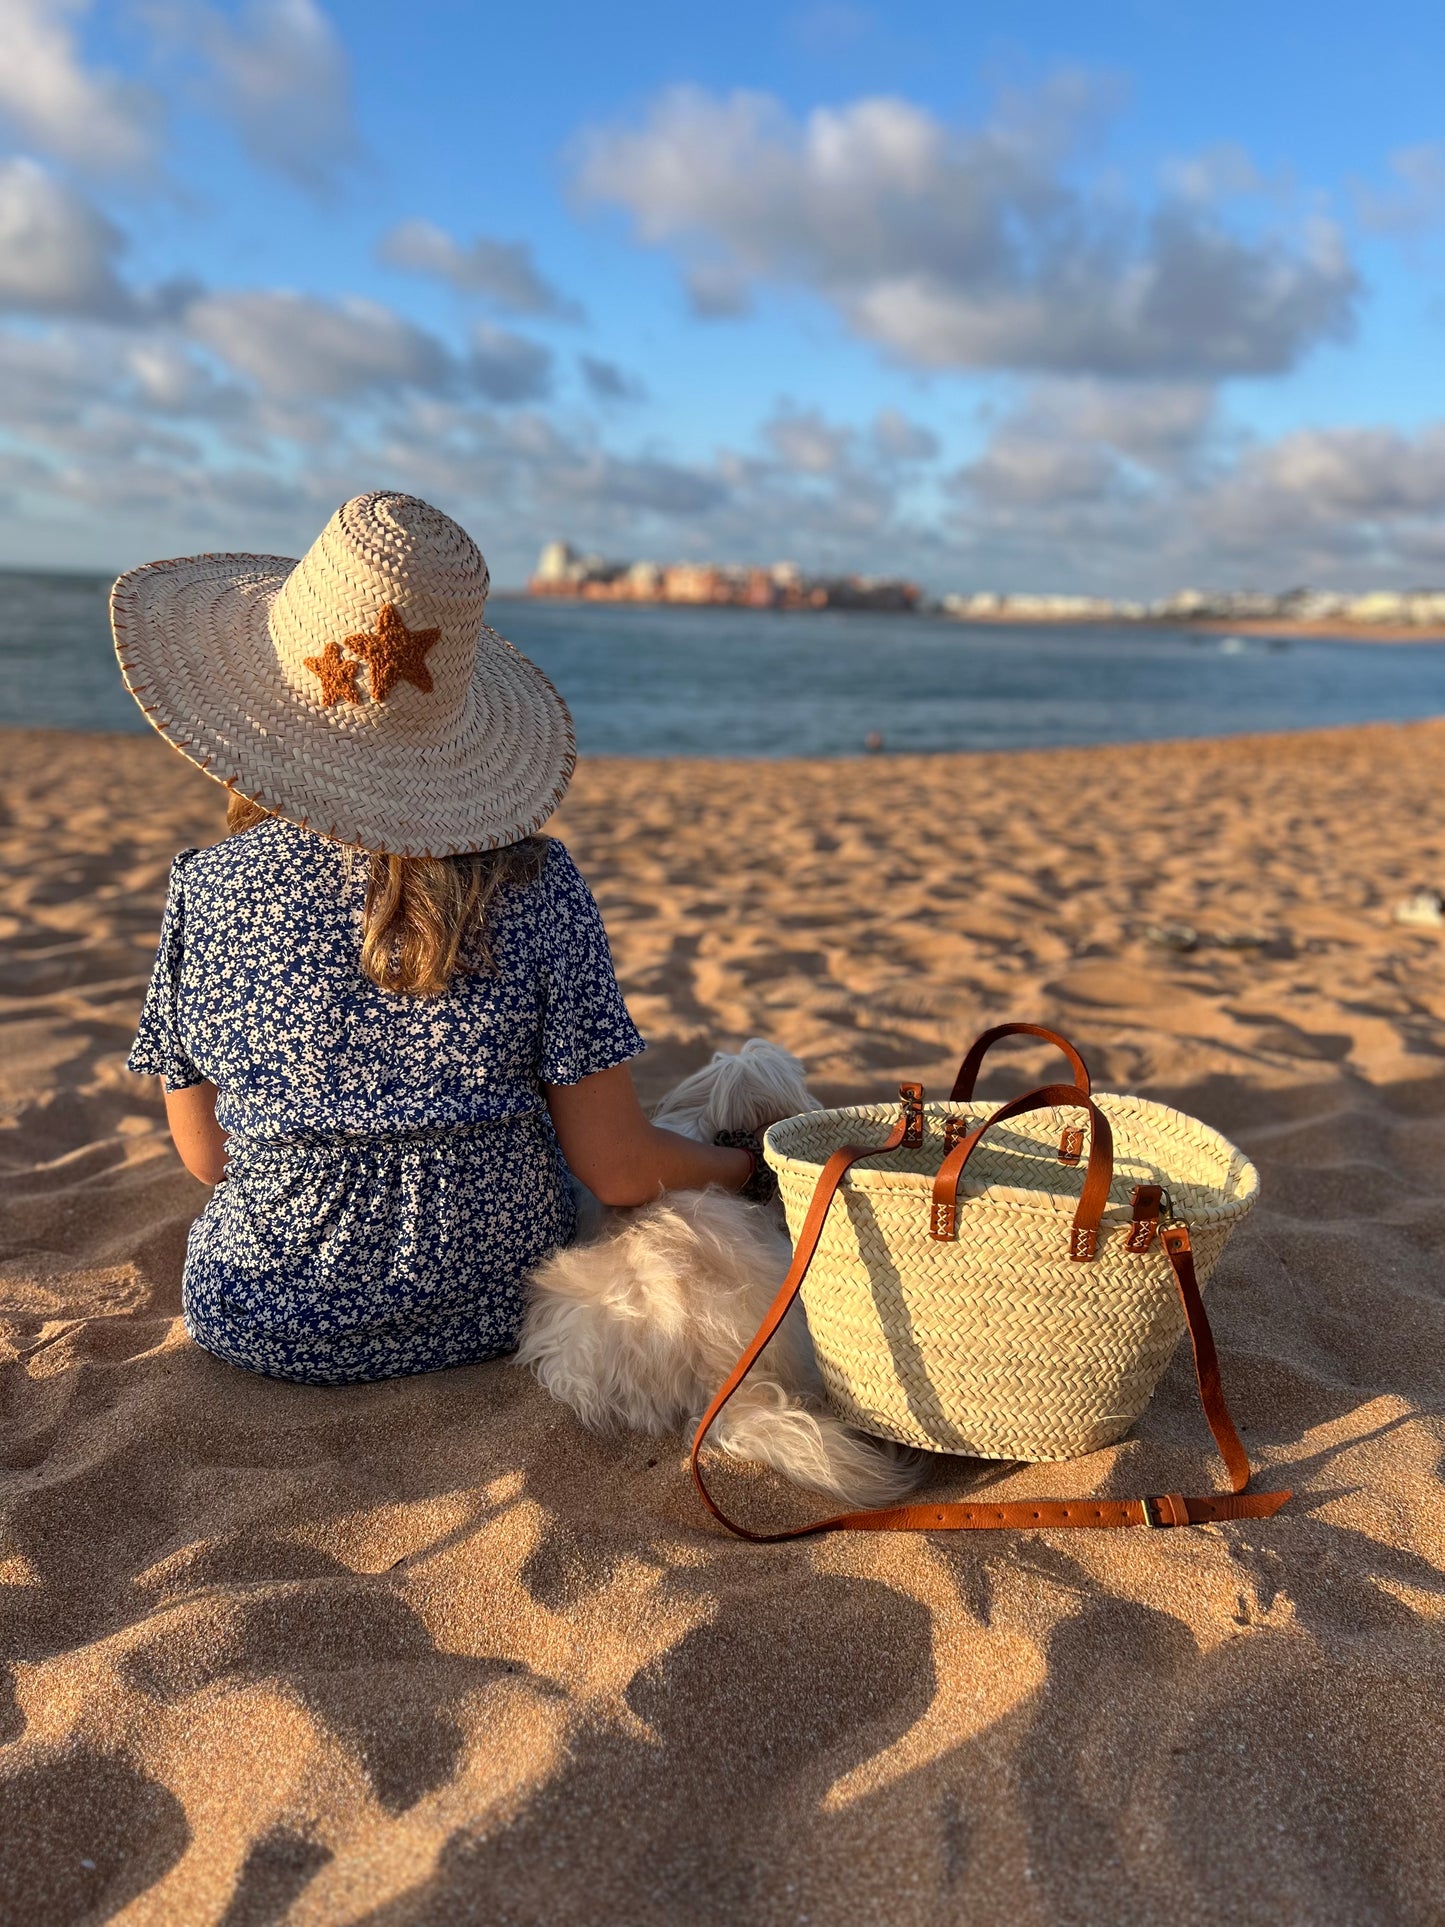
952;1023;1092;1102
690;1096;1289;1542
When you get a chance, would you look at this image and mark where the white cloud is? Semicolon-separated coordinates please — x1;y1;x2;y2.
940;382;1445;591
0;0;159;173
0;327;119;421
0;159;134;318
186;290;454;399
579;354;646;403
965;380;1216;488
1042;380;1215;465
764;404;852;473
578;83;1359;378
470;323;553;403
957;432;1119;508
1354;143;1445;238
871;407;938;462
377;220;581;318
0;327;246;446
1160;142;1267;206
145;0;356;192
178;291;557;409
367;399;731;538
547;449;728;516
1231;424;1445;516
684;262;752;319
938;379;1215;559
126;338;246;415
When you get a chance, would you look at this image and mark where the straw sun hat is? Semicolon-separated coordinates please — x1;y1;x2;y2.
111;490;575;857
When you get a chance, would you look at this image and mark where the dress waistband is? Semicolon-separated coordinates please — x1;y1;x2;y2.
231;1113;547;1153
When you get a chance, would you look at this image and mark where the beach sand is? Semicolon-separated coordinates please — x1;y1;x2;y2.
954;614;1445;642
2;720;1442;1926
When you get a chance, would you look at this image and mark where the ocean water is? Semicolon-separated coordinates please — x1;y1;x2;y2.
4;569;1445;757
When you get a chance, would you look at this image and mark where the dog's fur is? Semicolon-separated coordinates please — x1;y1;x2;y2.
518;1041;925;1508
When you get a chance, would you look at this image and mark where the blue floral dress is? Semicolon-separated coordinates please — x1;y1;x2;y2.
128;819;644;1384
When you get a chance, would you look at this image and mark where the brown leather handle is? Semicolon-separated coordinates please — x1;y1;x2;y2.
690;1089;1289;1543
930;1083;1113;1258
951;1023;1091;1102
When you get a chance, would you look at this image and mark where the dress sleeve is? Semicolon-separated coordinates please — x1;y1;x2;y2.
538;845;646;1086
128;850;207;1092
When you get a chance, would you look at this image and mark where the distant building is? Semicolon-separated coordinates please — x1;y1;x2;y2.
526;544;1444;628
626;560;662;597
534;540;579;585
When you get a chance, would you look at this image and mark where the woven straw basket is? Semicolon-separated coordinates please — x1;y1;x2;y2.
763;1037;1258;1463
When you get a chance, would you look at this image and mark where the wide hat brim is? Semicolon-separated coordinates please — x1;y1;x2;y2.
112;551;576;857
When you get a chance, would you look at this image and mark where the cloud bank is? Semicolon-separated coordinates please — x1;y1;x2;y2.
577;81;1360;377
0;17;1436;594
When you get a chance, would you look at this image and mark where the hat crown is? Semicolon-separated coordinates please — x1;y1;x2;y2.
268;491;491;737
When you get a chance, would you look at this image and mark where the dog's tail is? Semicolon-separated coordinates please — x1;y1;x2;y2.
704;1380;927;1511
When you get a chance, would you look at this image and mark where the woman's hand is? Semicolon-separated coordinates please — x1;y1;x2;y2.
163;1081;228;1185
545;1063;753;1207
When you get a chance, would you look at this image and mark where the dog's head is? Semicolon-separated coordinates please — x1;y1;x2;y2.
651;1038;822;1142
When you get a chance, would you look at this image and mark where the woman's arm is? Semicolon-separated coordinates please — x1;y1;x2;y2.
163;1081;228;1185
545;1062;752;1207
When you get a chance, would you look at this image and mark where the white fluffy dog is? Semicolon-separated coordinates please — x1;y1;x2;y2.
517;1041;924;1508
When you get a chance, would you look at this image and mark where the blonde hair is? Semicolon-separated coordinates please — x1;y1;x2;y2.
225;792;548;996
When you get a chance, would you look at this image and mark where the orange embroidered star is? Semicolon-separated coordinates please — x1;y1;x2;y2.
303;639;363;706
344;603;440;703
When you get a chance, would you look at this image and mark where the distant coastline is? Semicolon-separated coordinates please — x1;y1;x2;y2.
947;611;1445;643
516;593;1445;643
526;539;1445;638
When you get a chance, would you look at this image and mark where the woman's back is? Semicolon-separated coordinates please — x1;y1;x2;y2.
132;819;642;1138
129;818;645;1385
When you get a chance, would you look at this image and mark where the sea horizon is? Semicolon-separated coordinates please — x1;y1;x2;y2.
6;568;1445;759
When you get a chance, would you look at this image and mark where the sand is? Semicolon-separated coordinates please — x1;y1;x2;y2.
1177;618;1445;642
956;615;1445;642
1;720;1442;1926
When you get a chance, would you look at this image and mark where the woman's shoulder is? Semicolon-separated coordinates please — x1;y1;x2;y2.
531;837;599;907
488;838;599;943
536;835;581;883
176;816;341;897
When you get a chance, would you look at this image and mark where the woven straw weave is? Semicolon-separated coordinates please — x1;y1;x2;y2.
764;1096;1257;1460
111;492;575;858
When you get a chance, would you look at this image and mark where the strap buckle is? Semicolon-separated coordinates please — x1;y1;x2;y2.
1139;1494;1187;1528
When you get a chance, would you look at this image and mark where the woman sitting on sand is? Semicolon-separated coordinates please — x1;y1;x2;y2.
118;491;760;1384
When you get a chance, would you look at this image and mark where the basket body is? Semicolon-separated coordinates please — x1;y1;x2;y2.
764;1096;1258;1460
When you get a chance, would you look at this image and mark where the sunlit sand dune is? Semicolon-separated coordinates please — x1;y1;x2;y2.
1;722;1441;1924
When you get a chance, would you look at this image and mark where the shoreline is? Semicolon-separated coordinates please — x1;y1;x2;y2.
950;611;1445;642
7;711;1443;770
502;592;1445;643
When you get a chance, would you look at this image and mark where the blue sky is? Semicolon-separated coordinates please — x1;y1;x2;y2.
2;0;1443;592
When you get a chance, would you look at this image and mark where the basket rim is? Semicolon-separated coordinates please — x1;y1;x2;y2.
763;1092;1259;1219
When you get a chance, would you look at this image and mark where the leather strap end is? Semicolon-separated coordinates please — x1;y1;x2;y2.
1188;1487;1292;1522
